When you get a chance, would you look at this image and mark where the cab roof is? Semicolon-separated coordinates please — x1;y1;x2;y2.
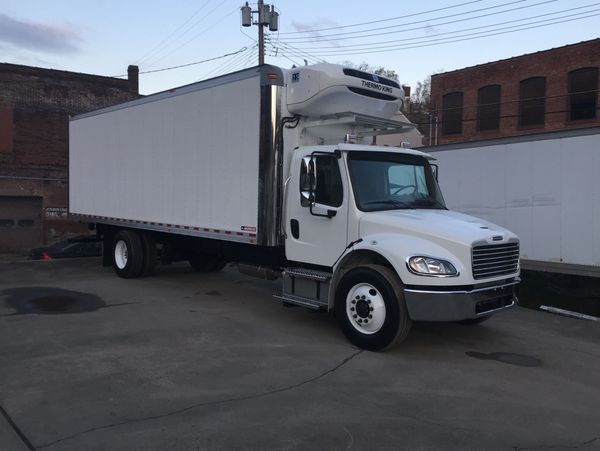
337;143;436;160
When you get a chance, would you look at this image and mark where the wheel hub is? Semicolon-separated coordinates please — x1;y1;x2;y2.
346;283;386;334
356;299;370;318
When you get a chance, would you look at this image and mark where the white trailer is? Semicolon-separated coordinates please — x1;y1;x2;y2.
70;64;521;350
426;127;600;278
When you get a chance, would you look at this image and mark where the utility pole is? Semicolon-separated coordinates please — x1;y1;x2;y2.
241;1;279;65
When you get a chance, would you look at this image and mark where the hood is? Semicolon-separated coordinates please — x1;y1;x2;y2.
359;209;516;246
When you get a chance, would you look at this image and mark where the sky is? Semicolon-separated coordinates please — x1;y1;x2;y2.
1;0;599;95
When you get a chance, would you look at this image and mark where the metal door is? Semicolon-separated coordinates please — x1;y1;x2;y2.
0;196;43;252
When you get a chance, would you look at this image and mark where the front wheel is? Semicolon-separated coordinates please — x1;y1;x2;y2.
335;265;411;351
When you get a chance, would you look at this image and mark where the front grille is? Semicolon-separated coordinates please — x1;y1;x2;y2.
472;242;519;280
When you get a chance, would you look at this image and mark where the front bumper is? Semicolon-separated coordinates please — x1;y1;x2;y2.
403;278;519;321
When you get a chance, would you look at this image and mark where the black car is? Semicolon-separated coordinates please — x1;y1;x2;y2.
29;235;102;260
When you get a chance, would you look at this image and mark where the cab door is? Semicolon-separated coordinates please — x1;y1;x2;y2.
284;149;349;267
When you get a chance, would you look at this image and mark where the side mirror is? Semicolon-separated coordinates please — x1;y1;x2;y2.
300;191;314;207
300;156;317;207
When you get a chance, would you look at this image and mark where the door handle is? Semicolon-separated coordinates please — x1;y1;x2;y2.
290;219;299;239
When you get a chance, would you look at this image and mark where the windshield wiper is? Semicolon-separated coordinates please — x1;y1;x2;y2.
409;196;447;209
362;199;410;208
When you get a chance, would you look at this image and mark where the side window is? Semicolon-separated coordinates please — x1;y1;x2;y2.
0;219;14;229
315;155;343;207
299;155;343;207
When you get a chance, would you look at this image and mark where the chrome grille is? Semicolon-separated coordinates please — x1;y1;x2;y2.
472;242;520;280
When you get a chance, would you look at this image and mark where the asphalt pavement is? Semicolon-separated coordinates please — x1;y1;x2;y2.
1;257;599;451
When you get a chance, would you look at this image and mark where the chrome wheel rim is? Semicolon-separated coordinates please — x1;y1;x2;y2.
114;240;128;269
346;283;386;334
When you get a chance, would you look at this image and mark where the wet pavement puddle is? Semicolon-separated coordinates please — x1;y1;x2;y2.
1;287;134;315
466;351;541;367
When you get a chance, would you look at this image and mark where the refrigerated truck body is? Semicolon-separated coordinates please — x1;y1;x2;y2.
70;64;521;350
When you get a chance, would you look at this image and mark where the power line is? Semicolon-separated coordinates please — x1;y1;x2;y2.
279;0;554;42
275;12;600;57
266;45;321;65
199;44;256;79
409;106;600;126
278;0;485;35
112;47;248;77
136;0;212;65
426;89;600;113
143;0;234;69
266;38;326;64
283;3;600;51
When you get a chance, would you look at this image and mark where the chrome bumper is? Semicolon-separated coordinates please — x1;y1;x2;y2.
403;278;519;322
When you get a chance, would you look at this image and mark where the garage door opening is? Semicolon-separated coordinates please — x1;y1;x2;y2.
0;196;43;253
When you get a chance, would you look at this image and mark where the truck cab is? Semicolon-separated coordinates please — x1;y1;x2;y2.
280;143;519;350
271;61;521;350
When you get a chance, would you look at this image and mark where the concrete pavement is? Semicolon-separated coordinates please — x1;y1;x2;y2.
1;257;599;450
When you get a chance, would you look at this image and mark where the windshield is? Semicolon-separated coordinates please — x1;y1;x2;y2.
347;151;446;212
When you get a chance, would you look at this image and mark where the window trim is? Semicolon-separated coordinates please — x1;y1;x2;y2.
567;67;598;122
299;154;344;208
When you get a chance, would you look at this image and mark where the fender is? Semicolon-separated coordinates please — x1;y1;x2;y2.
328;233;468;307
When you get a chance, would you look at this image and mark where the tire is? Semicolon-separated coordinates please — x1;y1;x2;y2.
140;233;156;277
112;230;144;278
335;264;411;351
188;254;227;272
458;315;493;325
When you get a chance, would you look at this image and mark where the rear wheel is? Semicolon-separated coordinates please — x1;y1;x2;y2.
112;230;144;278
335;265;411;351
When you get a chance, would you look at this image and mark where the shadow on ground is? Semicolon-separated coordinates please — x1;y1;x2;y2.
519;270;600;317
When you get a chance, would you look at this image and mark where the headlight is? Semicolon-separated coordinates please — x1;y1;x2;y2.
407;256;458;276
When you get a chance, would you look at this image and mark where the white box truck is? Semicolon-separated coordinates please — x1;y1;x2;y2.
70;64;520;350
426;127;600;278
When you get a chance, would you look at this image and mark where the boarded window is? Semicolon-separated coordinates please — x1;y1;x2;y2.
519;77;546;127
477;85;501;131
0;105;13;152
442;92;463;135
568;67;598;121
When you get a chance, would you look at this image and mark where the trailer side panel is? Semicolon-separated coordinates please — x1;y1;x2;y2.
70;72;262;241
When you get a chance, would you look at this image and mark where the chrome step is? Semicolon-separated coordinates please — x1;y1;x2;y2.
285;267;332;281
273;294;327;310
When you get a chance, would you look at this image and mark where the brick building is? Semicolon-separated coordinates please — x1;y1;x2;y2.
430;38;600;145
0;63;139;252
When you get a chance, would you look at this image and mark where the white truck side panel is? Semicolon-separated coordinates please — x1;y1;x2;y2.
433;131;600;271
70;76;260;234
